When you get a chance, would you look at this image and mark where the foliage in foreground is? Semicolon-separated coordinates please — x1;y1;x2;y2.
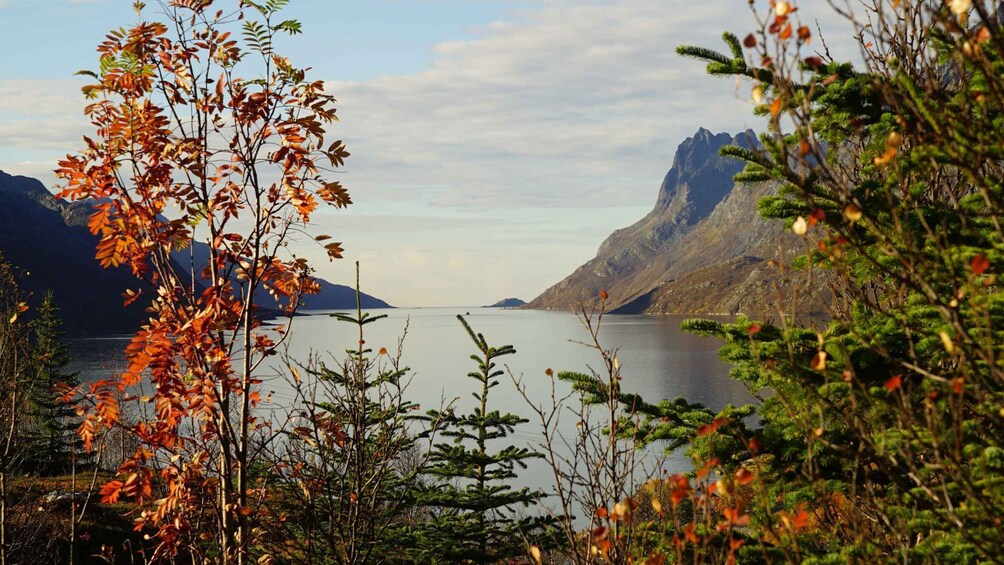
653;0;1004;561
7;0;1004;563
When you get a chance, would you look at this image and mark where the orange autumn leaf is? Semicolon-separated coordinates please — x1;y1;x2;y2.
100;480;125;504
683;522;699;543
770;98;783;117
798;139;812;157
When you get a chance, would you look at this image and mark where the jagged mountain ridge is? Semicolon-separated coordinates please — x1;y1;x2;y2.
0;170;389;334
529;128;803;315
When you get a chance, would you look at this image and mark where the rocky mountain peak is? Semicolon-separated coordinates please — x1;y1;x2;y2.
528;127;804;315
655;128;755;214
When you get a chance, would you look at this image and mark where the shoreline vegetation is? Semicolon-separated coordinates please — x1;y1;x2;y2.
0;0;1003;563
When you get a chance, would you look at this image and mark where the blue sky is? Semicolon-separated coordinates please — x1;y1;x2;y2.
0;0;854;306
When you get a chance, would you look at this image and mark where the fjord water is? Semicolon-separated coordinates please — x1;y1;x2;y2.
68;308;753;472
271;307;753;415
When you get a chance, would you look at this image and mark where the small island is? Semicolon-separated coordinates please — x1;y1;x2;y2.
485;297;526;308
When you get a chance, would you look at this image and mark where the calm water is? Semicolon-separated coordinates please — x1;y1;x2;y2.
67;308;755;494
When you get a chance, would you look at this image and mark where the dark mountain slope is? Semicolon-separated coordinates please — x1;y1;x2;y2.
0;171;147;333
0;171;389;334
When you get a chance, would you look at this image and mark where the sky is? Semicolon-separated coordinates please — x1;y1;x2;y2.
0;0;856;307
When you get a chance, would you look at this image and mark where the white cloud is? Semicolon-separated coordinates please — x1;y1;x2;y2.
0;0;859;305
324;0;853;210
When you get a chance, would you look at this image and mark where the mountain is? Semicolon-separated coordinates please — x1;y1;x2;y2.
0;171;389;334
0;170;148;333
528;128;816;316
485;298;526;308
171;242;391;311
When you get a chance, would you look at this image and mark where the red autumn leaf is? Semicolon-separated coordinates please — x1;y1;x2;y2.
972;254;990;275
743;33;757;48
599;289;609;301
747;323;762;336
810;207;826;222
735;468;755;485
671;488;689;506
804;56;824;69
884;375;902;392
723;507;750;526
696;417;729;437
792;509;810;530
591;525;608;540
952;377;965;395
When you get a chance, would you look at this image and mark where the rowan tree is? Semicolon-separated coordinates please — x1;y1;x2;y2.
56;0;351;561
